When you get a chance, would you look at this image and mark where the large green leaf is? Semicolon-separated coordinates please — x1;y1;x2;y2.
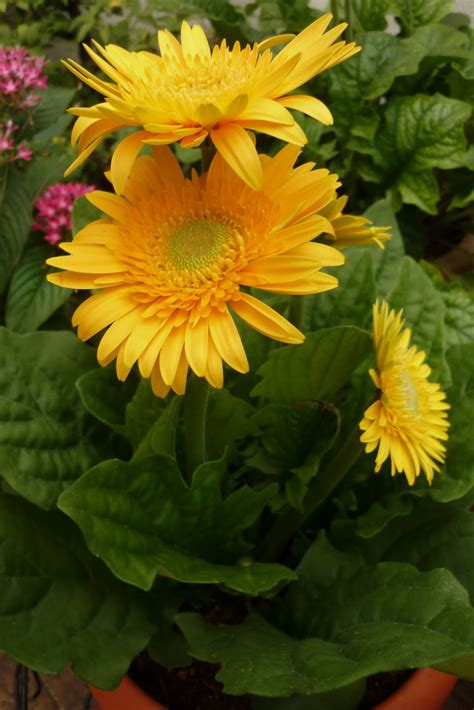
426;343;474;502
388;256;450;386
305;251;375;331
76;365;139;431
330;32;423;102
58;455;295;593
0;328;97;508
0;168;34;294
350;0;389;30
422;263;474;348
5;244;71;332
206;389;257;460
178;538;474;696
30;85;75;144
373;94;472;213
0;493;158;689
391;0;455;33
252;327;372;403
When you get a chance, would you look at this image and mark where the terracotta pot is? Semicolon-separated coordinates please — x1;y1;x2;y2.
374;668;457;709
90;668;457;710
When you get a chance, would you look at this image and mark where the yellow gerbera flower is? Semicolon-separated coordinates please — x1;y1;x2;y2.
64;15;359;192
322;196;391;248
360;301;450;485
47;144;344;397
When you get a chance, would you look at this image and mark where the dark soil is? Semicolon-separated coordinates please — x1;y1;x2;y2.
358;670;414;709
129;653;250;710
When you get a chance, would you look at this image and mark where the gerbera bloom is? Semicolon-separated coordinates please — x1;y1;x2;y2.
47;144;344;397
63;15;359;191
322;196;390;248
360;301;450;485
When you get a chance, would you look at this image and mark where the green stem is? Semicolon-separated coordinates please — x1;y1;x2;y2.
183;374;210;479
201;140;216;174
344;0;353;41
330;0;339;23
288;295;305;330
258;425;363;561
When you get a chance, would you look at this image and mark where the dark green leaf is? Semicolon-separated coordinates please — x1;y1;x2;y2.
0;328;97;508
178;536;474;696
373;94;472;214
330;32;423;102
0;493;158;689
392;0;455;33
124;379;166;449
71;195;102;235
252;327;372;403
388;256;450;386
31;85;75;136
0;168;34;294
5;244;71;332
59;455;294;593
133;396;181;460
206;389;257;460
76;365;138;430
422;263;474;347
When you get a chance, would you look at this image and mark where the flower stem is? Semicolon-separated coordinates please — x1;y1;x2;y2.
330;0;339;23
183;374;210;480
288;295;306;330
201;140;216;174
258;425;363;561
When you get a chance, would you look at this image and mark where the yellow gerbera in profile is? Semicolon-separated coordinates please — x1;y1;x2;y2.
64;15;359;192
360;301;450;485
47;144;344;397
322;196;391;248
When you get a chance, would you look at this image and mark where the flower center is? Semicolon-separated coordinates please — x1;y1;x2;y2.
167;219;230;273
400;369;418;412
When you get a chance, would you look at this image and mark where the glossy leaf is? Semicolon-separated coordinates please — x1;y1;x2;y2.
0;328;97;508
59;455;294;593
252;327;372;404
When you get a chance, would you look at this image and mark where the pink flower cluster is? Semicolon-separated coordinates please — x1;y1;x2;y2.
33;182;95;246
0;119;32;164
0;47;47;110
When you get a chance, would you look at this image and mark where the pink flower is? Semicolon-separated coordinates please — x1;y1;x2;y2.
0;47;47;110
16;144;32;161
0;120;32;164
33;182;95;246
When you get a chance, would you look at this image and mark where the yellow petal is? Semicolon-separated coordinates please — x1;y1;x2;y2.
181;21;211;61
97;307;145;364
204;335;224;389
72;287;135;341
171;350;189;395
185;318;209;377
231;293;303;345
238;97;294;126
210;124;263;190
258;33;295;51
159;323;186;385
110;130;149;195
86;191;129;223
151;359;171;398
208;308;249;373
278;94;333;126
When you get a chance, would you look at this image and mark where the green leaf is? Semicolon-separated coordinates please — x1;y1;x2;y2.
0;328;97;508
305;251;375;331
178;540;474;696
206;389;257;460
388;256;450;386
351;0;389;31
31;85;75;137
124;379;166;449
378;502;474;602
71;195;102;235
252;327;372;404
422;263;474;347
0;493;158;689
133;396;181;460
408;22;470;58
426;343;474;502
391;0;455;33
373;94;472;214
0;167;34;294
356;493;414;538
76;365;138;430
330;32;423;102
59;455;294;594
5;244;71;332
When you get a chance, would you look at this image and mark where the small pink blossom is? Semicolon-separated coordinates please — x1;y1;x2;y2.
33;182;95;246
0;47;47;111
0;120;32;164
